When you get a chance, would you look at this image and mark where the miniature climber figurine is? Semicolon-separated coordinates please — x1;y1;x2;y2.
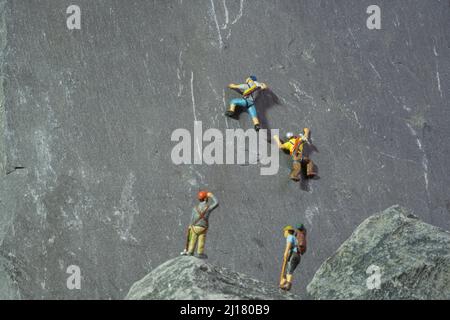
279;224;307;291
181;190;219;259
225;75;268;131
273;128;316;181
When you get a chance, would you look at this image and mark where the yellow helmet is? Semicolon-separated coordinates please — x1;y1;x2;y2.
283;225;295;232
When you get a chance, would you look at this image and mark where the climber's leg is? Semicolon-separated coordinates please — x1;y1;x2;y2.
225;98;247;118
284;254;301;291
306;158;317;178
196;228;207;255
187;226;200;255
247;104;260;131
290;161;302;181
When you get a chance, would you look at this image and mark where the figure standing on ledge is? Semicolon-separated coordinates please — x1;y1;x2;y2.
279;224;307;291
273;128;316;181
181;191;219;259
225;75;269;131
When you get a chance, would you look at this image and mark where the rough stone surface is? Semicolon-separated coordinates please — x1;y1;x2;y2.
0;1;449;299
126;256;299;300
307;206;450;300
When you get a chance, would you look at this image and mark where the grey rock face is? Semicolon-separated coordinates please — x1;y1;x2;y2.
126;256;298;300
307;206;450;300
0;0;449;299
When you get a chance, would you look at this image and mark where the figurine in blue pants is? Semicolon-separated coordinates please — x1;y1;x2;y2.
225;76;268;131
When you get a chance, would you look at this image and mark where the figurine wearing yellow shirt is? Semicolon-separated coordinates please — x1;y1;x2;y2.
274;128;316;181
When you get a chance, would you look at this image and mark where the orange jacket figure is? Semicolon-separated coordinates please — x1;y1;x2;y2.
274;128;316;181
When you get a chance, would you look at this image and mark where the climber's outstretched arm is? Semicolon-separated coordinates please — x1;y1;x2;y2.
259;82;268;90
207;192;219;210
273;135;291;151
273;135;283;148
280;243;292;285
228;83;244;93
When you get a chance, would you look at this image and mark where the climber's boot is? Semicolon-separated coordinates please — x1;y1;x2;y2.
283;282;292;291
225;105;237;119
225;110;236;118
252;117;261;132
279;278;287;290
283;274;293;291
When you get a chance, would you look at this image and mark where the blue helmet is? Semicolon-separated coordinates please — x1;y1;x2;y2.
249;75;257;81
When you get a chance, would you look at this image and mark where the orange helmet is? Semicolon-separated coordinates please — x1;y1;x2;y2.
198;191;208;201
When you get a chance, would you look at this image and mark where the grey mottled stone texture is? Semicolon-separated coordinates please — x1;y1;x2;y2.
307;206;450;300
0;1;449;299
126;256;299;300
